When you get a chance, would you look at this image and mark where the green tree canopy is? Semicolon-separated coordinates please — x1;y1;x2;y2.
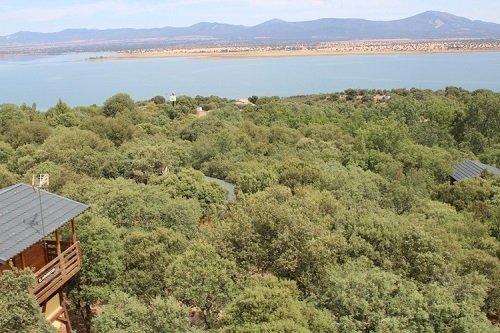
94;292;196;333
103;93;136;117
122;227;187;299
165;242;238;328
219;276;337;333
0;269;54;333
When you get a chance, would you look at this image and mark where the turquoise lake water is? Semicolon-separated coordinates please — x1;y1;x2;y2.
1;52;499;109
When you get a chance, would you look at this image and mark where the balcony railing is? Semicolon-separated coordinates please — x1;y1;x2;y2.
33;241;82;304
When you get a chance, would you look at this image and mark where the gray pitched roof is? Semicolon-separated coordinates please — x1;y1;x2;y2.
451;160;500;182
0;183;89;264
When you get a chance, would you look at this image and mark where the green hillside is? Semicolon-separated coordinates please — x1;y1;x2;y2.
1;87;499;332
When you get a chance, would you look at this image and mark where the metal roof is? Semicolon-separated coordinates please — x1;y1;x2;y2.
0;183;89;264
205;176;235;202
451;160;500;182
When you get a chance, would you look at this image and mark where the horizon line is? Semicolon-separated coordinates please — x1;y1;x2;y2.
2;10;496;37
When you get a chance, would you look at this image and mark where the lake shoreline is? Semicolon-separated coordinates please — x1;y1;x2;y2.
2;39;499;62
92;48;500;62
84;40;500;62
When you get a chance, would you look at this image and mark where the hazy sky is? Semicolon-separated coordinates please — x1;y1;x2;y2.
1;0;499;35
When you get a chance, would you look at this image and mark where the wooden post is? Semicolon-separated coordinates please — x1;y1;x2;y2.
55;230;61;256
61;291;73;333
43;241;49;265
71;219;77;244
20;252;26;269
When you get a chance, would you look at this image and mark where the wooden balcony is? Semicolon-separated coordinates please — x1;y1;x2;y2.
33;241;82;304
45;240;72;262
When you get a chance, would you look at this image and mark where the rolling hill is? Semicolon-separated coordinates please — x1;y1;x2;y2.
1;11;499;48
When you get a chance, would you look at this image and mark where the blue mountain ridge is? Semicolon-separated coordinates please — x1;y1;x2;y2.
1;11;499;46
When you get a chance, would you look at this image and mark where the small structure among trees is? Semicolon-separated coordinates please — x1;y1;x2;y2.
0;183;89;332
451;160;500;183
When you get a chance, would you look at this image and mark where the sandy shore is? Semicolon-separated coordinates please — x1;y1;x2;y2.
86;40;500;61
98;48;500;61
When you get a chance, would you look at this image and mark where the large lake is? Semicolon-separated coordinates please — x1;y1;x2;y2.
1;52;499;110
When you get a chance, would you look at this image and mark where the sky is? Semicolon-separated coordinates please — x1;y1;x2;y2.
0;0;499;36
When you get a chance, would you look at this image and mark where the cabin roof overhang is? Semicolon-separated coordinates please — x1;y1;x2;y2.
0;183;89;264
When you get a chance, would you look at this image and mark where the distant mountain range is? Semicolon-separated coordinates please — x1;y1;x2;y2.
1;11;500;49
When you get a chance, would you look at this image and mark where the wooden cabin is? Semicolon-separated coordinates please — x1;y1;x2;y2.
0;183;89;332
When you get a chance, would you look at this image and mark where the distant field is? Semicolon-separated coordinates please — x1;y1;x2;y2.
92;39;500;61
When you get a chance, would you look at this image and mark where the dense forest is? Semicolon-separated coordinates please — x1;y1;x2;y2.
0;87;499;333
